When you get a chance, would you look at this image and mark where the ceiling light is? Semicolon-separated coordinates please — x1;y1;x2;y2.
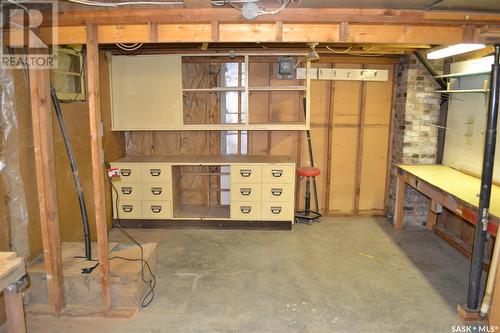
426;44;486;59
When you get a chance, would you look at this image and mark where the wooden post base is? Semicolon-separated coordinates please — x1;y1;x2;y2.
457;304;488;322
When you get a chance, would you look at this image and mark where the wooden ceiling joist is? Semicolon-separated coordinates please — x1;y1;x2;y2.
40;21;491;46
54;8;500;26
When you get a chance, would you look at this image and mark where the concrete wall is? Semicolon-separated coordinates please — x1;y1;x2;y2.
387;55;442;228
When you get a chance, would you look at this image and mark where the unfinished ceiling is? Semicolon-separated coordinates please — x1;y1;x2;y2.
59;0;500;12
292;0;500;12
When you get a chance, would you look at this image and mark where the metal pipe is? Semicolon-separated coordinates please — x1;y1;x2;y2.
50;88;92;261
413;51;449;163
467;44;500;311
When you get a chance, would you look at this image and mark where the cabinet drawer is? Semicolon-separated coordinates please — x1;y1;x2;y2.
261;202;294;221
230;202;261;220
114;200;142;219
230;183;262;202
142;183;172;201
141;164;172;183
111;163;142;182
261;183;294;202
113;183;142;201
142;201;172;219
262;165;294;184
231;165;262;183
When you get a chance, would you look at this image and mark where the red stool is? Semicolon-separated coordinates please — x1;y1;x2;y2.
295;167;321;223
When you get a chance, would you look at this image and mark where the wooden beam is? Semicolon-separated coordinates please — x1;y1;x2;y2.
4;289;27;333
86;24;111;313
28;68;64;313
55;8;500;26
183;0;212;8
394;174;404;231
490;262;500;326
0;177;8;251
36;23;480;45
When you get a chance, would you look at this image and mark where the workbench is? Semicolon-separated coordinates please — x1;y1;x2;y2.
0;252;27;333
110;155;296;228
394;164;499;235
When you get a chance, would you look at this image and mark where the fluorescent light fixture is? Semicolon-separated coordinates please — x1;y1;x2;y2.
426;44;486;59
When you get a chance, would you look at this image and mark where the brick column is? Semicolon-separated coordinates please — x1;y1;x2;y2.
387;55;443;228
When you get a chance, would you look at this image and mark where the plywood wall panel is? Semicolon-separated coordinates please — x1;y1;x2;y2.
328;64;362;214
358;65;394;212
328;127;359;213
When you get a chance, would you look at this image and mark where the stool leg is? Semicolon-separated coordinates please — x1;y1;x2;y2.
305;176;311;215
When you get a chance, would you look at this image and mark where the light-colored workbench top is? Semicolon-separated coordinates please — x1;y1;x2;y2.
398;164;500;218
112;155;295;164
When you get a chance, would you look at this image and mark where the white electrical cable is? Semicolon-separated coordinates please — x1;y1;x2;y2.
325;45;352;54
258;0;290;15
116;43;144;51
63;0;184;7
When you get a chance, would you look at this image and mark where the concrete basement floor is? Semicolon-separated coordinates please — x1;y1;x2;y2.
26;217;468;333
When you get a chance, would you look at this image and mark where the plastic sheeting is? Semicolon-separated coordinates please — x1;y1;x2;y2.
0;64;29;256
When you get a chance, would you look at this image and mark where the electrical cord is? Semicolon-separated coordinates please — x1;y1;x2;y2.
106;165;157;308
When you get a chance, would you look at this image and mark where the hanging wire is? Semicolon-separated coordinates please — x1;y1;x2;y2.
63;0;184;7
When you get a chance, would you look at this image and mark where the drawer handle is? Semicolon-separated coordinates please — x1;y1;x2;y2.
271;206;282;214
121;169;132;177
240;169;252;177
240;188;252;196
151;187;163;195
151;205;162;213
122;205;133;213
271;188;283;196
271;169;283;177
121;187;133;195
150;169;161;177
240;206;252;214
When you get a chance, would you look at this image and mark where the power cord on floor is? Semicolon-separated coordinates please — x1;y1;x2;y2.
106;162;157;308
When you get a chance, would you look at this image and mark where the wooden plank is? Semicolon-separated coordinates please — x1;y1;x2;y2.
394;175;405;230
358;64;394;212
0;177;8;251
327;64;362;214
347;24;465;44
183;0;212;8
39;26;87;45
86;25;111;312
98;24;150;43
353;76;366;213
157;24;212;42
490;262;500;327
427;211;438;230
55;8;500;26
4;289;26;333
282;24;340;42
219;24;276;42
28;68;64;313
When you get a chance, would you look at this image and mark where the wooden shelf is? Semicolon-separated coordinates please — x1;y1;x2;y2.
182;87;245;92
435;71;490;79
249;85;306;91
435;89;489;93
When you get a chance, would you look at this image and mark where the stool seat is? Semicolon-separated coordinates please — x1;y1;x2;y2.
297;167;321;177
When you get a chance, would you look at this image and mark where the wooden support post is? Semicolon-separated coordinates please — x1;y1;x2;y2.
28;68;65;313
427;200;441;230
4;288;27;333
87;24;111;312
0;177;9;251
394;174;405;231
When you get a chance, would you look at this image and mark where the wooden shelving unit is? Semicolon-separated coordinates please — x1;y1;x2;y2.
111;52;311;131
